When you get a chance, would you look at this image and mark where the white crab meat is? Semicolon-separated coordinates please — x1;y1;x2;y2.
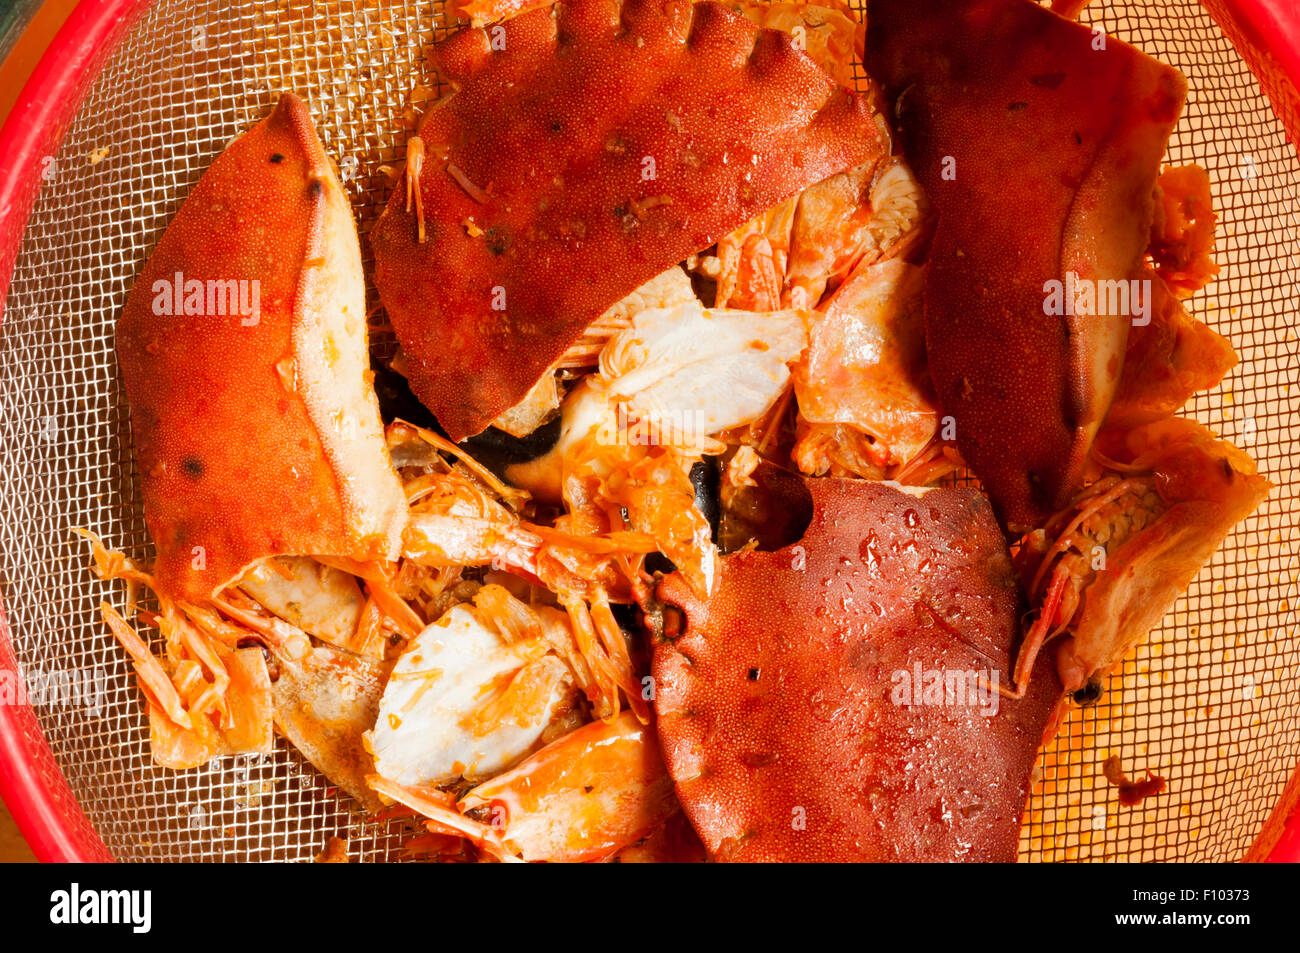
491;371;560;439
504;380;612;502
599;265;698;323
599;301;807;438
238;556;365;648
491;267;699;442
368;601;573;786
507;299;806;501
403;511;528;567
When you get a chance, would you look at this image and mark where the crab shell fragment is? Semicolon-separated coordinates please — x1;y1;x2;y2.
371;0;885;440
117;93;406;601
864;0;1187;532
654;477;1063;862
273;643;391;812
1056;418;1271;691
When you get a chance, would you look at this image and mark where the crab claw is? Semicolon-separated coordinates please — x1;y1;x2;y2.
653;476;1062;862
458;711;679;862
371;0;885;440
865;0;1187;531
117;93;406;601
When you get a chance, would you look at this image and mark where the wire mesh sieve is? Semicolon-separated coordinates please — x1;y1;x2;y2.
0;0;1295;862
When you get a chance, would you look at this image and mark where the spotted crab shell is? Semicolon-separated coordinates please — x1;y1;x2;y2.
864;0;1187;532
653;476;1063;862
371;0;884;440
117;93;406;601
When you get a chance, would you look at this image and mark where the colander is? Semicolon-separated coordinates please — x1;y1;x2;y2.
0;0;1296;863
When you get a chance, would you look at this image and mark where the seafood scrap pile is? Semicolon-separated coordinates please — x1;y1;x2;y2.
89;0;1268;862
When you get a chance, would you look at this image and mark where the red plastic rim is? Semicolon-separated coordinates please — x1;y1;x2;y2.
0;0;1297;863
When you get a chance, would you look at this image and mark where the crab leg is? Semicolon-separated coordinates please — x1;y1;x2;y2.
368;776;522;863
996;568;1071;701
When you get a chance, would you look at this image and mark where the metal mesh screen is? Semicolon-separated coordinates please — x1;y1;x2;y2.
0;0;1295;862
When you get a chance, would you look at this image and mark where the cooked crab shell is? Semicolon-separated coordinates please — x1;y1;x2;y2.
117;93;406;601
866;0;1187;531
730;0;864;87
272;642;391;811
1017;417;1270;695
459;710;678;862
793;257;935;474
654;477;1064;862
370;0;883;440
